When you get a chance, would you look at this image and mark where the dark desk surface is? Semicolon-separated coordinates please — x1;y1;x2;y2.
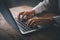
0;6;60;40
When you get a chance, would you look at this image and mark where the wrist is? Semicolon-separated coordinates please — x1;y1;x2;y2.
29;9;35;17
30;9;35;15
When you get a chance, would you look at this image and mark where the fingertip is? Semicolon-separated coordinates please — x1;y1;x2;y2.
17;12;24;20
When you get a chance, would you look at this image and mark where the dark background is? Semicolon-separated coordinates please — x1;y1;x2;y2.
3;0;60;13
4;0;43;8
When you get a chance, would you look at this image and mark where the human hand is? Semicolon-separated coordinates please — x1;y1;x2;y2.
17;10;35;21
26;17;54;27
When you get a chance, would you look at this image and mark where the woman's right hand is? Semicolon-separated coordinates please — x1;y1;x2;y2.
17;10;35;21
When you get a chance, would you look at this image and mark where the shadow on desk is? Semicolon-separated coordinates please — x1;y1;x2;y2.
22;26;60;40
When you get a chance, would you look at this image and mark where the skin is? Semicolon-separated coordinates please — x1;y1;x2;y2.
17;10;35;21
25;17;54;27
17;10;54;27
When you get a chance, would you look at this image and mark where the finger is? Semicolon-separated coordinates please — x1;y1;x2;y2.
23;15;27;20
22;12;29;20
21;12;26;20
29;21;35;27
27;15;32;20
17;12;24;20
26;19;33;26
23;15;31;20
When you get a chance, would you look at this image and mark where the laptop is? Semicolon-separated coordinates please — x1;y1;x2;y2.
0;0;43;34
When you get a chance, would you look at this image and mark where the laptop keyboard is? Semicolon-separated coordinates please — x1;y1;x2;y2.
15;18;32;32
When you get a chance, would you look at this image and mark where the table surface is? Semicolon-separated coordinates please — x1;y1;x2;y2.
0;5;60;40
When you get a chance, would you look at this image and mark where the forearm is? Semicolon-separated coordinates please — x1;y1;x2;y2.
32;0;49;14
